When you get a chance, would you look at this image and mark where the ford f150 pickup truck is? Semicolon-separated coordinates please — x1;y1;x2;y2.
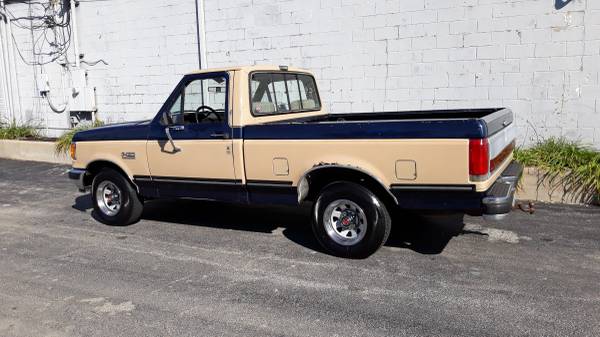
68;65;522;258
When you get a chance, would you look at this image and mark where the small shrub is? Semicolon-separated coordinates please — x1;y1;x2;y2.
514;138;600;204
0;120;40;140
55;119;104;154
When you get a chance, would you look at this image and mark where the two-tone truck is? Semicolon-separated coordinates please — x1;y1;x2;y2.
69;65;522;258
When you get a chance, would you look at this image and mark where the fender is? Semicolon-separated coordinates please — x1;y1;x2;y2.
296;163;398;205
85;159;140;193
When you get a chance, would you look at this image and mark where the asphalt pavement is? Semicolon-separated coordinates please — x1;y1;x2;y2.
0;158;598;337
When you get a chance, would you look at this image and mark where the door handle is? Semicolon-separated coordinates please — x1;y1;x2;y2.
210;132;229;139
169;125;185;131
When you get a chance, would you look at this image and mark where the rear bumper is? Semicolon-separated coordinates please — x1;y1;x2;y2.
481;161;523;220
390;161;523;219
68;168;87;191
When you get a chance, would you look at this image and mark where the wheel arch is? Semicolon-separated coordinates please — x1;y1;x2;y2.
84;160;138;191
298;165;398;207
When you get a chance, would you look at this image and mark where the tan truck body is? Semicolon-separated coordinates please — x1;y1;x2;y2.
69;65;521;257
73;66;512;198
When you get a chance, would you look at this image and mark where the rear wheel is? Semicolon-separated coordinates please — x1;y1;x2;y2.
312;182;391;258
92;168;143;226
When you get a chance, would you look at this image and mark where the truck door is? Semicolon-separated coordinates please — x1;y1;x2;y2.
145;72;240;202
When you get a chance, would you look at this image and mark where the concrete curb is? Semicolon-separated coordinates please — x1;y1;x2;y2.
0;139;71;165
516;167;598;205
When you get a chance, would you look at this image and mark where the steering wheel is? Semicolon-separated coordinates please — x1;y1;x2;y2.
195;105;221;123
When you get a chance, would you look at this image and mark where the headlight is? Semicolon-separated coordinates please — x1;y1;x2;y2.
70;143;77;160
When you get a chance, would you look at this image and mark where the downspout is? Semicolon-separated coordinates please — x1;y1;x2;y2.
194;0;207;69
70;0;80;68
0;11;10;119
0;35;9;121
4;9;22;119
0;2;14;121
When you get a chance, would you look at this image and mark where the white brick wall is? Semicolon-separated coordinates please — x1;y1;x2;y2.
3;0;198;135
203;0;600;148
1;0;599;148
0;93;4;120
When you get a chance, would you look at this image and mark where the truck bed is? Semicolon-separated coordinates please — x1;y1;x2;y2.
242;108;513;140
319;108;504;121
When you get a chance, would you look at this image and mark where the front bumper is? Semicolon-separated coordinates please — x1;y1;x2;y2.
68;168;87;191
389;160;523;219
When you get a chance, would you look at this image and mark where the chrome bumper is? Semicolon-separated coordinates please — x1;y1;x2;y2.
482;161;523;221
68;168;87;192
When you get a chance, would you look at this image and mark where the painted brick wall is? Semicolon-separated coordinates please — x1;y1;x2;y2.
204;0;600;148
3;0;199;136
2;0;599;147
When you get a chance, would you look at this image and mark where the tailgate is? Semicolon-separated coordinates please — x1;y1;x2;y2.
484;109;516;173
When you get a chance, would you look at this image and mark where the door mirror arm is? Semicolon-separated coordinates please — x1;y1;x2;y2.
162;118;182;155
161;111;182;153
164;126;182;153
161;111;172;125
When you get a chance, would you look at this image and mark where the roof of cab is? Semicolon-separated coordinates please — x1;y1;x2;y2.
186;65;312;75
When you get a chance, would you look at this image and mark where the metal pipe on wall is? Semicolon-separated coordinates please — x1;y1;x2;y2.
0;1;14;121
195;0;207;69
4;9;22;119
0;40;9;122
0;19;10;120
70;0;80;68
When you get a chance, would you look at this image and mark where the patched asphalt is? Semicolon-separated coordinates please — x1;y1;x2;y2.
0;158;598;337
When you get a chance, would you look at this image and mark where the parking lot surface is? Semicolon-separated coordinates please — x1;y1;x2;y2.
0;158;599;337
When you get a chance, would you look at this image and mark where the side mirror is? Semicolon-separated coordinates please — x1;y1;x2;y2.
161;111;172;125
172;114;184;125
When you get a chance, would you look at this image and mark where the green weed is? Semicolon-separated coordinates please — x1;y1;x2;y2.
515;138;600;204
0;119;40;140
54;119;104;154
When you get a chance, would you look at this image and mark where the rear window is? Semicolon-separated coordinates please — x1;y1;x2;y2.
250;72;321;116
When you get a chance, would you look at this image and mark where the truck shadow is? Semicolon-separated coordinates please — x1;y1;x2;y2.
73;195;466;256
385;212;466;254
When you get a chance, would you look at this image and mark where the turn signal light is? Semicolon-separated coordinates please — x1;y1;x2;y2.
70;143;77;160
469;138;489;180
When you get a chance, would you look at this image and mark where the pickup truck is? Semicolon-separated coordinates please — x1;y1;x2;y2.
68;65;522;258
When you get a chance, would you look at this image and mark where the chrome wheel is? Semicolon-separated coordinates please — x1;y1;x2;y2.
322;199;367;246
96;180;122;216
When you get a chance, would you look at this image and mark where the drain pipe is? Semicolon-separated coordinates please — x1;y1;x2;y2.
70;0;80;68
4;8;22;119
0;41;10;121
194;0;207;69
0;2;14;121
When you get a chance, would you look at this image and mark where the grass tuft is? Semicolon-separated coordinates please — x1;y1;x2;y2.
0;120;40;140
55;119;104;154
514;138;600;204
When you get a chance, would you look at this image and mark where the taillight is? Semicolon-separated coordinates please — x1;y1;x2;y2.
70;143;77;160
469;138;489;180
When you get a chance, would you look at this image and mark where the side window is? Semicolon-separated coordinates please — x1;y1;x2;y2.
250;72;321;116
297;74;319;110
168;75;227;124
170;95;182;116
286;75;302;110
250;73;277;115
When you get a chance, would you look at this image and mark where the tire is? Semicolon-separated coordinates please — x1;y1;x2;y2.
92;168;143;226
311;182;391;259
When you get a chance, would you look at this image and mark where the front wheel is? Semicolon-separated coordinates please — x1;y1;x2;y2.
92;168;143;226
312;182;391;258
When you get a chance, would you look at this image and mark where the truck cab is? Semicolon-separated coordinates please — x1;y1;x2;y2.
69;65;522;258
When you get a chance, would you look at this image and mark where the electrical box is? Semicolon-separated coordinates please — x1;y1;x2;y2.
69;69;96;112
38;73;50;95
70;86;96;112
